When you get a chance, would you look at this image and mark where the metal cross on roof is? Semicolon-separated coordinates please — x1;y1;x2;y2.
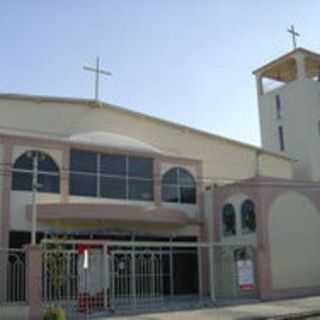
287;25;300;50
83;57;112;101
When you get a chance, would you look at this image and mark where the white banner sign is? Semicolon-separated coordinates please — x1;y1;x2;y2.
237;260;254;290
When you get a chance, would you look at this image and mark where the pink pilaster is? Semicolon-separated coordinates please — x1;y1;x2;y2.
61;145;70;202
25;245;42;320
1;141;13;248
153;158;161;206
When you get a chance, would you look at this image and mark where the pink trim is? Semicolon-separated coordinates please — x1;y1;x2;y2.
25;203;203;226
60;145;70;203
1;141;12;248
213;176;320;300
25;245;42;320
154;158;161;207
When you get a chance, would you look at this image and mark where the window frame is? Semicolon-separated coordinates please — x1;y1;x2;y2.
69;149;154;201
241;199;256;235
221;203;237;237
12;150;60;194
161;167;196;204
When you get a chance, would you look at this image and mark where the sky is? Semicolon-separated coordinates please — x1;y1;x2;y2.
1;1;319;147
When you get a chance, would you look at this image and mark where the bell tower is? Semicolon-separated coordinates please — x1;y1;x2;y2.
254;48;320;181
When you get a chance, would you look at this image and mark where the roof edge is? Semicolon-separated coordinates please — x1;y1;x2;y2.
0;92;292;161
252;47;320;75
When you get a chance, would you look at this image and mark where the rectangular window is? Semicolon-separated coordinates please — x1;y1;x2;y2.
128;157;153;178
100;176;126;199
70;150;97;174
100;154;126;176
70;173;97;197
69;149;153;201
128;179;154;201
278;126;285;151
275;95;281;119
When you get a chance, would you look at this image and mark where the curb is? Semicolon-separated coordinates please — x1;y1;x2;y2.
247;311;320;320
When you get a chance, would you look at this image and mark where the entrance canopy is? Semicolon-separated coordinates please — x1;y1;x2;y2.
25;202;202;231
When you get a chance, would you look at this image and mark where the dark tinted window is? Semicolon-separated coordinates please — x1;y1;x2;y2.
278;126;285;151
13;154;33;170
162;185;178;202
12;172;32;191
100;154;126;176
162;169;178;185
276;95;281;119
241;200;256;233
69;150;153;201
128;157;153;178
179;168;195;186
69;173;97;197
70;150;97;173
13;150;59;172
128;179;153;201
181;187;196;204
161;167;196;204
222;203;236;237
101;177;126;199
38;156;59;172
12;151;60;193
38;174;60;193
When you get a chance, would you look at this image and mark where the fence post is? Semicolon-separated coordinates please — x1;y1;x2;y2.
25;244;42;320
0;249;7;303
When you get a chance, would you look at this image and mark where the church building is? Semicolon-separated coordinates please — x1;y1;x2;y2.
1;46;320;316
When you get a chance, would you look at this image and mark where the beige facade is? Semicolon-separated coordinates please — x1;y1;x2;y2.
269;191;320;290
0;95;292;186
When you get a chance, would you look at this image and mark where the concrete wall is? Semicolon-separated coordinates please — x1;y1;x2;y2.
269;191;320;290
0;98;293;185
258;79;320;181
259;153;293;179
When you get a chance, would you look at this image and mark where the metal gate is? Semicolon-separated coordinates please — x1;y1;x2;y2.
41;240;257;317
110;250;165;309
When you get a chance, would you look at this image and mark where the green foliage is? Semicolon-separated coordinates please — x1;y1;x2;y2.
43;306;65;320
41;235;70;291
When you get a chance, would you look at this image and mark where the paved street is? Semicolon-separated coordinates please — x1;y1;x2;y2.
109;296;320;320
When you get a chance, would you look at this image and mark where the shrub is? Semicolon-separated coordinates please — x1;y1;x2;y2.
43;306;65;320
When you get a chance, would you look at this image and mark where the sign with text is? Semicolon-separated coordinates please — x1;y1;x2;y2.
237;259;254;290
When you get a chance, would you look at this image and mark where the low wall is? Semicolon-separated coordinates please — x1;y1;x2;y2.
1;304;29;320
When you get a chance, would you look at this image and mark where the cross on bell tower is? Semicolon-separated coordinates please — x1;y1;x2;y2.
287;25;300;50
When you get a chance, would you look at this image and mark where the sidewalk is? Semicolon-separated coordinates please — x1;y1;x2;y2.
109;296;320;320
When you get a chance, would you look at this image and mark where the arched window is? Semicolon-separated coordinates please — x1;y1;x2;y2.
241;199;256;234
222;203;236;237
12;150;60;193
161;167;196;204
